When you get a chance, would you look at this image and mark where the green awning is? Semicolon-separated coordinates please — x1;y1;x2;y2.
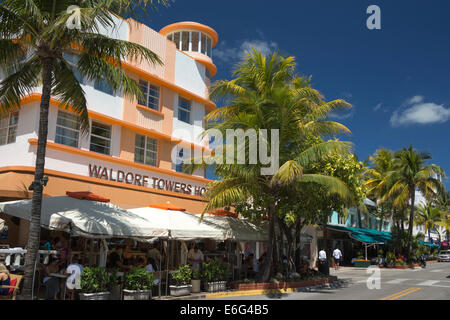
419;240;439;248
327;224;392;244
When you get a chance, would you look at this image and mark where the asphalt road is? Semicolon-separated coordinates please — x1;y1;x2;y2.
216;262;450;300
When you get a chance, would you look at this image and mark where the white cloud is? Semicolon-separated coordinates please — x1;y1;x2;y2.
390;97;450;127
374;103;382;112
328;110;354;120
406;95;424;105
213;39;278;65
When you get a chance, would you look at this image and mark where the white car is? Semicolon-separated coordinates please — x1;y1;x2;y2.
438;250;450;262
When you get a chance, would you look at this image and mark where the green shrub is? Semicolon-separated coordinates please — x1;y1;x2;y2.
192;269;201;280
81;267;113;294
201;260;230;282
171;264;192;286
124;267;155;291
386;252;395;265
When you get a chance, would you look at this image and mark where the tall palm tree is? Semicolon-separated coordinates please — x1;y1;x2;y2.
415;202;442;243
0;0;166;298
381;146;445;258
190;49;355;281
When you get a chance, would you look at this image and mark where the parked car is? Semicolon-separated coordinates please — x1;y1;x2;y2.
438;250;450;262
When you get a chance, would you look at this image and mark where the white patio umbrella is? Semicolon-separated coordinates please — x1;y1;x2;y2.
200;214;269;242
128;207;230;240
0;195;169;239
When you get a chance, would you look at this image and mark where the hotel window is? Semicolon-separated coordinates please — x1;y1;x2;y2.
138;80;160;111
90;121;111;155
178;97;191;124
191;32;199;52
201;33;207;55
55;110;80;148
206;37;212;57
175;148;184;173
181;31;189;51
338;215;346;225
0;112;18;146
173;32;181;50
135;134;158;166
94;77;114;96
63;53;84;84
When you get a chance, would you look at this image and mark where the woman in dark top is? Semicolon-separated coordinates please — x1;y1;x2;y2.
0;263;11;295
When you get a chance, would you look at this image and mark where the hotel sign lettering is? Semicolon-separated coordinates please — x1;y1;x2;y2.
88;164;206;196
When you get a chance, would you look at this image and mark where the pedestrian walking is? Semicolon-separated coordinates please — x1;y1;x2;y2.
333;247;342;270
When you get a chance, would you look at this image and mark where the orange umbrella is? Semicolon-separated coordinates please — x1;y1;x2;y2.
66;191;110;203
148;203;186;211
207;209;239;218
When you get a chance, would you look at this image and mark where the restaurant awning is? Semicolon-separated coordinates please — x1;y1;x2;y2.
419;240;440;248
201;214;269;242
327;224;392;244
0;195;169;239
128;207;230;240
0;218;4;232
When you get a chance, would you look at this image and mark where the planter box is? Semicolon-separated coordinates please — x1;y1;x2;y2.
230;276;337;291
204;281;227;292
123;289;152;300
79;292;111;300
393;264;419;269
170;285;192;297
191;280;201;293
354;260;371;268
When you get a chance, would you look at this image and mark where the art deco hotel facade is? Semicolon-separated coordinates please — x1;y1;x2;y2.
0;18;219;220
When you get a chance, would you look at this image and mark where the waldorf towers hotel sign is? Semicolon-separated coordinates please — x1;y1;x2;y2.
88;164;207;196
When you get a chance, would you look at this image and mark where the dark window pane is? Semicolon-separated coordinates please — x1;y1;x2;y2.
201;33;207;54
182;31;189;51
173;32;180;50
191;32;199;52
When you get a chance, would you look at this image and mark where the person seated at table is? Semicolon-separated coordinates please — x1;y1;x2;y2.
107;245;130;271
43;257;62;300
0;263;11;296
136;257;146;268
57;239;70;270
122;240;134;265
145;257;160;285
147;243;161;266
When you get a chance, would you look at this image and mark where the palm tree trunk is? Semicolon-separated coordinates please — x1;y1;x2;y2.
22;57;53;299
407;187;416;260
261;202;276;282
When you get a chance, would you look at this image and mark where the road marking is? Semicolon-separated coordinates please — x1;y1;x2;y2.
380;287;421;300
385;279;410;284
416;280;440;286
430;269;443;273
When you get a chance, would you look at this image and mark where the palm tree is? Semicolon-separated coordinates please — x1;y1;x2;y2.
0;0;167;298
415;202;442;243
189;49;355;281
381;146;445;259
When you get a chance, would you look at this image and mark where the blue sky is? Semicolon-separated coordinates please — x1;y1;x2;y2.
143;0;450;188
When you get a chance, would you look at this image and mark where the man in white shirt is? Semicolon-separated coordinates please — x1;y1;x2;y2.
318;249;327;262
333;247;343;270
187;245;204;271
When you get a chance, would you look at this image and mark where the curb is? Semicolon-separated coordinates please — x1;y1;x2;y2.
156;278;345;300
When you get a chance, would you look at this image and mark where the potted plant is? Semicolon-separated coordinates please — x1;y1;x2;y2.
80;267;113;300
170;264;192;297
109;268;122;300
385;252;395;268
123;267;155;300
191;269;201;293
201;260;229;292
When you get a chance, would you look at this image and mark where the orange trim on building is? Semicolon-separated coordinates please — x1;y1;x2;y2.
20;94;212;152
121;61;216;111
0;166;209;202
27;139;213;184
136;104;164;117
